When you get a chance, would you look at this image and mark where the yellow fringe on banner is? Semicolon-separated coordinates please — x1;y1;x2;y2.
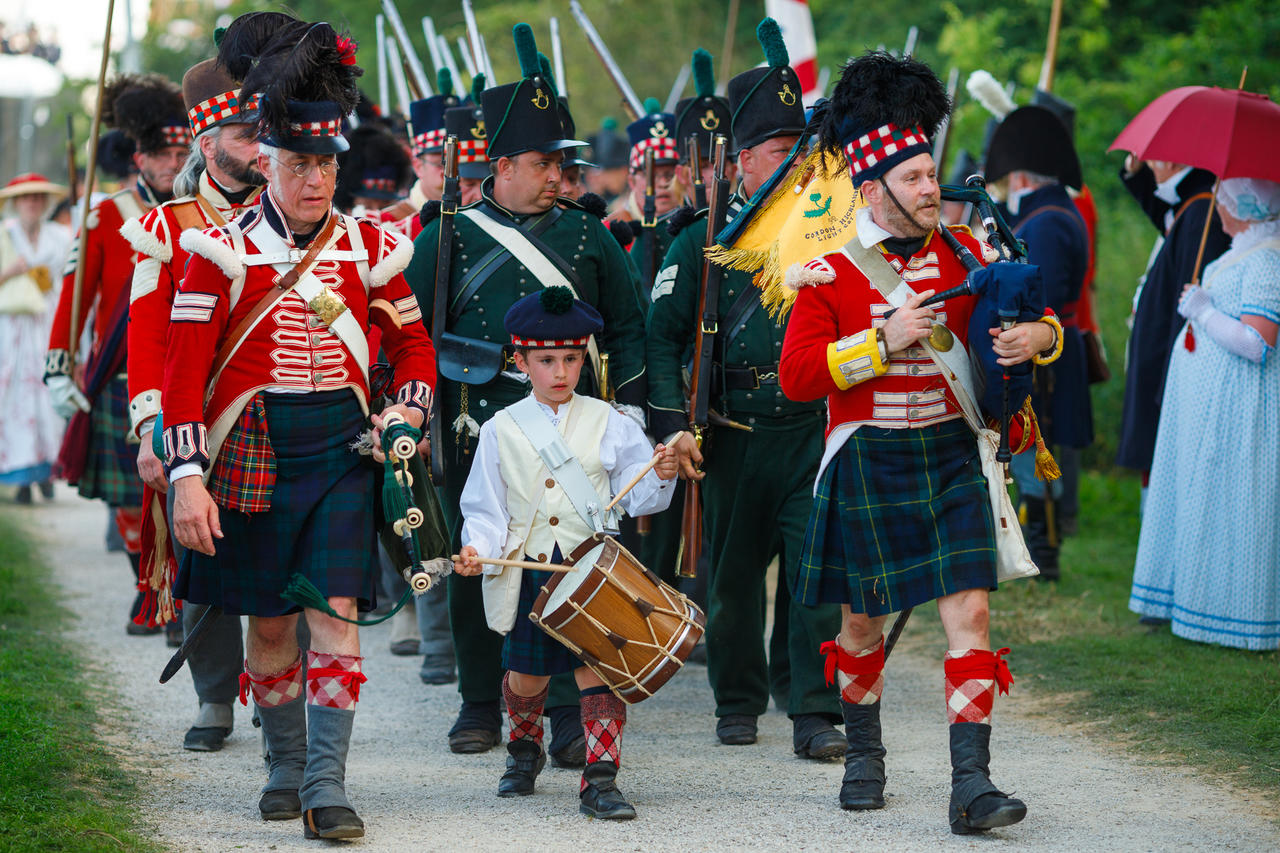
705;148;860;319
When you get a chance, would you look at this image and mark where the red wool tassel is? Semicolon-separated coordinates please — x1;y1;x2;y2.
1185;323;1196;351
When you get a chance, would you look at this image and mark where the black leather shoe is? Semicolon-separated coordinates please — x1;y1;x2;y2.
448;700;501;754
840;701;887;810
302;806;364;839
418;654;457;684
716;714;757;745
497;740;546;797
948;722;1026;834
793;713;845;760
258;789;301;821
183;725;231;752
579;761;636;820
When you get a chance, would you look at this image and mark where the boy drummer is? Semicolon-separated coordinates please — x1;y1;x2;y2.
453;286;678;819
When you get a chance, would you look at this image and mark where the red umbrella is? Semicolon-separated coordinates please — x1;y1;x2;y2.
1109;85;1280;182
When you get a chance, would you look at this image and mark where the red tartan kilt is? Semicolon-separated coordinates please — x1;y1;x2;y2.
209;394;275;512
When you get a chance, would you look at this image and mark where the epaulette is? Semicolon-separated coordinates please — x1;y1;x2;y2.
179;224;241;280
419;200;442;227
120;203;176;263
947;223;1000;263
607;219;637;248
667;205;706;236
573;192;609;220
946;223;974;238
357;219;414;287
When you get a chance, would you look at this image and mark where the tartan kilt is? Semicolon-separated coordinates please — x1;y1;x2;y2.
504;548;580;677
78;374;144;507
175;389;378;616
794;419;996;617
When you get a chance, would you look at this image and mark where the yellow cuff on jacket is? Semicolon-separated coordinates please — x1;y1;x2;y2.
826;328;888;391
1033;313;1064;365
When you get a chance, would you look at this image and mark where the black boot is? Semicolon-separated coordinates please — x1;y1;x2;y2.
839;700;886;810
948;722;1026;835
497;740;546;797
579;761;636;820
448;700;502;753
1021;498;1060;581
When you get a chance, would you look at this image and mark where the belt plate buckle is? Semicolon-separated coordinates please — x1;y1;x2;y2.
309;285;348;326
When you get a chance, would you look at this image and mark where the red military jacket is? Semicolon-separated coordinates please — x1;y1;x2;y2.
161;191;435;473
122;172;264;436
780;225;993;438
46;185;156;373
371;180;429;240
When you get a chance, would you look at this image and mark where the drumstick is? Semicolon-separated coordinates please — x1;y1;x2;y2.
451;555;576;573
603;453;663;513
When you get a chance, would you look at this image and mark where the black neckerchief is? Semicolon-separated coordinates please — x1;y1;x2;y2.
882;234;927;258
207;172;258;207
479;175;561;226
137;178;172;207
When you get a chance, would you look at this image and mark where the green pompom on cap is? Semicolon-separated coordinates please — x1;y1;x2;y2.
757;17;789;68
513;23;540;79
693;48;715;97
643;96;661;115
437;67;453;97
213;26;227;47
540;286;575;315
471;72;486;100
602;116;617;131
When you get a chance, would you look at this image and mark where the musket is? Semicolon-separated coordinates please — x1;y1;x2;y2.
932;66;960;176
421;16;443;72
641;148;658;292
462;0;497;86
436;34;463;86
65;115;77;207
457;36;479;79
688;135;706;210
678;134;730;579
385;37;415;117
568;0;644;120
429;136;461;487
376;15;391;117
68;0;116;366
1038;0;1064;93
549;17;567;99
664;64;691;114
903;26;919;57
382;0;432;97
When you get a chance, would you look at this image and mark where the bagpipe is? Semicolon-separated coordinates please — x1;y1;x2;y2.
886;176;1048;463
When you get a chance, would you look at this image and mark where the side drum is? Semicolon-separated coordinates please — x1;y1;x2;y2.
530;534;705;703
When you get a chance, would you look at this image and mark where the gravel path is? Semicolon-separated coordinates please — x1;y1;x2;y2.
16;488;1280;851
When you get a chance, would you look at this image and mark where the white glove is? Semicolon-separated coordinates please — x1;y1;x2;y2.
1177;285;1214;322
46;375;90;419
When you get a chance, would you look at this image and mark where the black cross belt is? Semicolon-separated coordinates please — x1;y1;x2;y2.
721;364;780;391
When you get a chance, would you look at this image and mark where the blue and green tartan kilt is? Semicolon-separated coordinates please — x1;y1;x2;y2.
175;389;378;617
78;374;144;507
794;419;997;617
503;547;580;677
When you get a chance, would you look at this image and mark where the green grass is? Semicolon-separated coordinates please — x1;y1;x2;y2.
910;472;1280;798
0;511;163;853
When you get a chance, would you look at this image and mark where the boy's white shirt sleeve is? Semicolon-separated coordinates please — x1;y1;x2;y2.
458;420;509;574
602;406;674;517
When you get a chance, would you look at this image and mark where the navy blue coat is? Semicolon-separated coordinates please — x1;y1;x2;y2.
1115;167;1230;472
1011;184;1094;449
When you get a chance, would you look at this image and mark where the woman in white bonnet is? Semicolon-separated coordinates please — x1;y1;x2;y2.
1129;175;1280;650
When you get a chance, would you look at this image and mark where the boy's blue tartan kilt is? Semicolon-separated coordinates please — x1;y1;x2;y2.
794;418;997;617
79;374;144;507
503;547;580;677
175;390;378;617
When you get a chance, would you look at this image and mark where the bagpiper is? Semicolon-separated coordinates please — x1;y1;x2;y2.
162;17;435;839
778;50;1058;831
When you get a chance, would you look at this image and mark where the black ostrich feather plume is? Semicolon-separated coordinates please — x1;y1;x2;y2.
100;73;185;151
819;51;951;159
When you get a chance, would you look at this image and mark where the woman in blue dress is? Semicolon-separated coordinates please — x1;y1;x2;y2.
1130;176;1280;650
